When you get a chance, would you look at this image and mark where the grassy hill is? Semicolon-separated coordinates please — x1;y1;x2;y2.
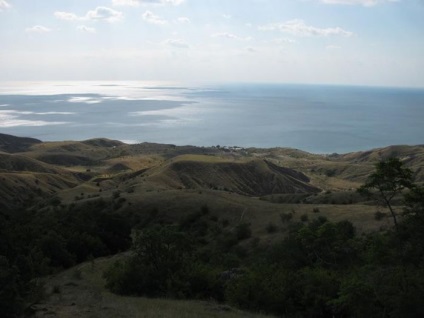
2;132;422;227
2;133;424;317
32;254;272;318
0;133;41;153
143;156;320;195
0;152;88;210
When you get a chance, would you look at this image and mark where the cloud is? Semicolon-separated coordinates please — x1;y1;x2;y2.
54;7;123;23
113;0;185;5
274;38;296;44
142;10;167;24
259;19;353;37
212;32;251;41
176;17;190;23
164;39;190;49
151;0;185;5
77;25;96;33
320;0;399;6
163;0;185;4
86;7;123;23
164;39;190;48
326;44;342;49
0;0;11;12
25;25;52;33
54;12;80;21
112;0;140;6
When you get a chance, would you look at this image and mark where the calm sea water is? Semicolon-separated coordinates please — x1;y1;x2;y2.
0;81;423;154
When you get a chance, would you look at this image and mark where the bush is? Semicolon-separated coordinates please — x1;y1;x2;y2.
235;223;251;241
374;211;387;220
105;225;195;298
186;264;225;301
0;256;24;317
300;214;309;222
266;222;278;233
225;266;301;315
280;212;293;223
221;219;229;227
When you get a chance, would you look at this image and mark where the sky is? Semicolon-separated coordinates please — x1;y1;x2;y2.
0;0;423;87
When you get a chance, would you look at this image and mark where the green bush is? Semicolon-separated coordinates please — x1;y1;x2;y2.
225;266;300;315
266;222;278;233
280;212;293;223
105;225;195;298
374;211;386;220
300;214;309;222
235;223;251;241
0;256;24;317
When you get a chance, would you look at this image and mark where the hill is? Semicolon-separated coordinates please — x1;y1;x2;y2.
2;132;423;213
0;152;87;210
2;133;424;318
32;254;271;318
144;156;320;195
0;133;41;153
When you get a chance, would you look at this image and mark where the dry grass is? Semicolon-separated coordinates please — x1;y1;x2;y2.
34;254;272;318
119;189;386;238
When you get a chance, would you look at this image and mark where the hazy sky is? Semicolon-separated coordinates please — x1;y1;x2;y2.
1;0;423;86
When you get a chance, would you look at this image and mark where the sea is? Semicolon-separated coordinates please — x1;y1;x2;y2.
0;81;423;154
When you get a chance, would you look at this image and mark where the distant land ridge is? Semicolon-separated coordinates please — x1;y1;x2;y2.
0;133;42;153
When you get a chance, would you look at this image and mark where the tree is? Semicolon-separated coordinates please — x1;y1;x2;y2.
358;158;414;230
404;185;424;222
0;256;23;317
105;225;195;297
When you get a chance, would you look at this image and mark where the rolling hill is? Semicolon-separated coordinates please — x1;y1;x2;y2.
144;156;320;195
1;133;423;212
2;133;423;318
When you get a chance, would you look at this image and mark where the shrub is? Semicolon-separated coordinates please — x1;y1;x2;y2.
105;225;195;298
235;223;251;241
300;214;309;222
72;268;82;280
280;212;293;223
186;264;225;301
201;205;210;215
266;222;278;233
225;266;301;315
374;211;387;220
52;285;61;294
0;256;25;317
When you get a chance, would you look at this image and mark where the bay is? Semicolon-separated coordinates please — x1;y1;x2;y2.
0;81;423;154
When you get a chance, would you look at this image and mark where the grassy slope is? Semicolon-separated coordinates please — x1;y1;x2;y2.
1;135;406;233
2;134;423;316
34;255;272;318
141;156;320;196
120;189;387;235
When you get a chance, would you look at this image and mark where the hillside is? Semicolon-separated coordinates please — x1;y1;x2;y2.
1;133;423;212
0;133;41;153
0;152;88;210
144;156;320;195
2;133;424;317
32;254;272;318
